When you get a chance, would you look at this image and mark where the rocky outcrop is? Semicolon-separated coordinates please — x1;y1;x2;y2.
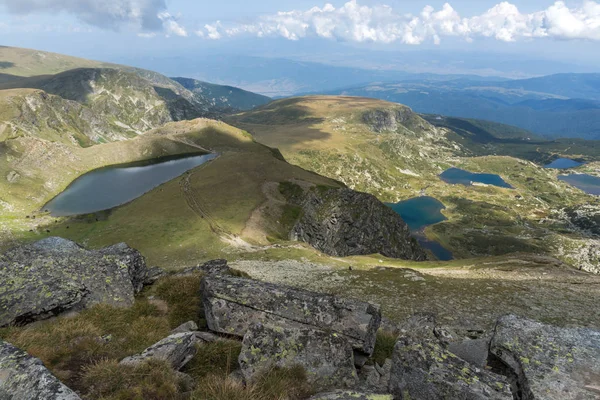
362;107;427;133
120;332;200;371
359;359;392;393
201;274;381;356
238;323;358;391
310;391;392;400
563;205;600;236
389;314;512;399
288;186;427;260
490;314;600;400
0;237;148;327
171;321;199;334
0;340;80;400
174;259;230;277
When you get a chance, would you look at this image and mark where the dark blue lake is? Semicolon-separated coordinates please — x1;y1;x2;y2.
559;174;600;195
44;153;217;216
544;158;584;169
440;168;513;189
387;196;453;261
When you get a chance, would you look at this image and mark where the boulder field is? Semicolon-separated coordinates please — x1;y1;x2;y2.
0;239;599;399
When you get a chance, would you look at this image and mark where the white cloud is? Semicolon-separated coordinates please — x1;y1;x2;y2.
205;21;223;40
197;0;600;44
158;11;187;37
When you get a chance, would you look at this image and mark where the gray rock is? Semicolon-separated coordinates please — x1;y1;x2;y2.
0;237;148;327
362;107;420;133
448;338;491;369
170;321;199;334
287;185;427;260
238;323;358;391
490;314;600;400
6;171;20;183
175;259;230;277
0;340;80;400
201;274;381;355
389;315;512;400
194;331;221;343
359;359;391;394
144;266;166;285
120;332;199;371
310;390;393;400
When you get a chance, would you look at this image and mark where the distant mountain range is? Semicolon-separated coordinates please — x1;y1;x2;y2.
324;74;600;140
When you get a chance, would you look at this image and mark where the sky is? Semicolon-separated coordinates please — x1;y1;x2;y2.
0;0;599;71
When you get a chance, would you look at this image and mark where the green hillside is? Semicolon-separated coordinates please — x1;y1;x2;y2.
227;96;600;269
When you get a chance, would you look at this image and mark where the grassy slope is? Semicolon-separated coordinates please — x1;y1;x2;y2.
226;95;598;266
0;46;106;77
2;119;341;265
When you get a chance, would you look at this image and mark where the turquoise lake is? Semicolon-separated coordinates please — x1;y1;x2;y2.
440;168;513;189
44;153;217;216
387;196;453;261
544;158;584;169
559;174;600;195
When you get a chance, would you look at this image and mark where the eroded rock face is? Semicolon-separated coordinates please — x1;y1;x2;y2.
201;274;381;356
389;314;512;400
490;315;600;400
238;323;358;391
0;237;148;327
0;340;80;400
120;332;199;371
289;187;427;260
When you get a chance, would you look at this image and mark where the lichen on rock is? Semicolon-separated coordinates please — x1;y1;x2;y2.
0;237;148;327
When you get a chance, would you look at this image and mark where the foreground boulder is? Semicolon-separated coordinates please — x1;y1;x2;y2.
201;274;381;356
238;323;358;391
284;185;427;260
0;237;148;327
389;314;512;399
120;332;200;371
490;314;600;400
0;340;80;399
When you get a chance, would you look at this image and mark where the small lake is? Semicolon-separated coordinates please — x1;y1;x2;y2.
44;153;217;216
440;168;513;189
387;196;453;261
544;158;584;169
559;174;600;195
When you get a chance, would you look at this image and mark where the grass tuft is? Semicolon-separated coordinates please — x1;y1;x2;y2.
153;274;203;328
372;330;398;366
0;301;170;390
82;358;191;400
191;365;312;400
183;340;242;380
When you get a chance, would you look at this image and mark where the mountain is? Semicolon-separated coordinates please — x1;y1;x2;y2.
172;77;271;111
0;46;268;117
0;68;197;142
494;73;600;101
227;96;600;268
326;78;600;140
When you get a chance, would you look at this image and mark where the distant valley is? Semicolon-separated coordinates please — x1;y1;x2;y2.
325;74;600;140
